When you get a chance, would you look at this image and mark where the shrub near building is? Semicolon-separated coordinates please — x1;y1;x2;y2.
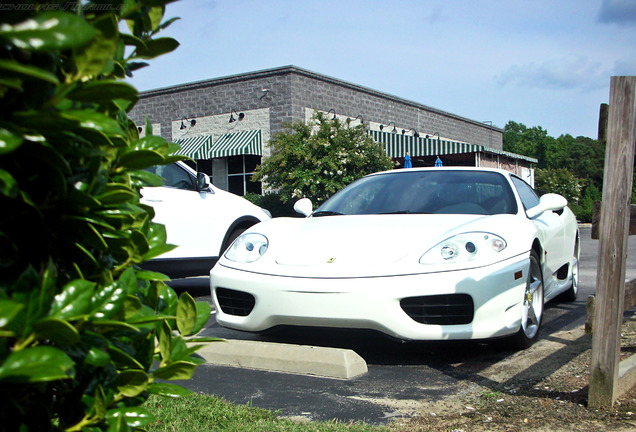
0;2;212;431
254;112;395;207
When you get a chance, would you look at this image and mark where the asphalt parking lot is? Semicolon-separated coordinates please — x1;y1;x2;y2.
171;226;636;425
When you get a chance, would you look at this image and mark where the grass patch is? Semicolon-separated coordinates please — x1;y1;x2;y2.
144;393;387;432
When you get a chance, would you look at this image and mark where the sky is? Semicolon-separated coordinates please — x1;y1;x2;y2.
126;0;636;140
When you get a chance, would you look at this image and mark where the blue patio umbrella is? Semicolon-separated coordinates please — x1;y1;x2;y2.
435;156;443;167
404;153;412;168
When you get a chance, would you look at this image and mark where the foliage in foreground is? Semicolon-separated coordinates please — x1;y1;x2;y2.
253;112;394;207
0;2;212;431
144;394;385;432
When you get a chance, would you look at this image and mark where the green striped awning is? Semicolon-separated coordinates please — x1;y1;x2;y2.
174;135;214;159
211;130;262;158
370;130;485;158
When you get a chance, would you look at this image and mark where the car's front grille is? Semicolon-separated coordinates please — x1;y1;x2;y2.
400;294;474;325
215;287;255;316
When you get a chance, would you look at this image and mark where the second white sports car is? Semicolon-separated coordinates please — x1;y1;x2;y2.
210;167;579;348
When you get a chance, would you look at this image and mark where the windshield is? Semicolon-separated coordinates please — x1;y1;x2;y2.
314;170;518;216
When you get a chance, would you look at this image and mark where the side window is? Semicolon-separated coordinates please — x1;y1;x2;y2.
511;176;540;211
147;164;196;191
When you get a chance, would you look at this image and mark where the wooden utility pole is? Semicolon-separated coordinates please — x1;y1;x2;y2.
589;76;636;408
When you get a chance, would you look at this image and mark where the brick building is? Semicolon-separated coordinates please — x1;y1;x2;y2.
129;65;536;195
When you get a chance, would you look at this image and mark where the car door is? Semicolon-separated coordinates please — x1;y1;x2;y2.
511;176;566;296
140;163;225;260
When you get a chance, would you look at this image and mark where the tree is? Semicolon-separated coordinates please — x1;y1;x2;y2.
253;112;394;206
502;121;556;168
534;168;583;206
0;2;212;431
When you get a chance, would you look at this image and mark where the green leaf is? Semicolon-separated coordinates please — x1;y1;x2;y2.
74;13;118;79
0;168;18;199
67;81;138;103
0;12;95;51
117;369;149;397
96;184;138;206
90;320;140;333
63;110;125;139
50;279;95;319
32;317;80;344
0;300;23;327
106;345;144;370
123;294;142;320
106;407;155;428
157;283;178;317
39;259;58;318
119;267;139;296
94;386;107;420
158;321;171;363
129;169;164;188
192;301;211;335
0;346;75;383
170;337;208;363
148;6;165;31
105;415;128;432
0;59;59;84
135;270;170;281
85;347;111;367
79;222;109;251
147;382;193;398
0;126;23;155
119;149;164;169
186;336;225;343
129;135;171;152
152;361;196;380
143;223;176;260
176;292;197;336
120;33;146;49
134;37;179;59
155;16;181;33
91;281;126;320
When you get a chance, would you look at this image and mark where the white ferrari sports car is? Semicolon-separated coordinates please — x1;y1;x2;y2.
210;167;579;348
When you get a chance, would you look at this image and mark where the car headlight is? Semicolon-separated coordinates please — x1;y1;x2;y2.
419;232;506;265
224;233;269;263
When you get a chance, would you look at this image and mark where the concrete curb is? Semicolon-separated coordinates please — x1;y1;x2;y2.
194;339;368;379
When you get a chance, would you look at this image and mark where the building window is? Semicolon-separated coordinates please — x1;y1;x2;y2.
227;155;262;196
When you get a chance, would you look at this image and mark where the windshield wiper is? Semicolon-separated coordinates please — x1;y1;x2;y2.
311;210;344;217
379;210;412;214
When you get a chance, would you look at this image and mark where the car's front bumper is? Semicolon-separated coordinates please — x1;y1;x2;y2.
210;253;531;341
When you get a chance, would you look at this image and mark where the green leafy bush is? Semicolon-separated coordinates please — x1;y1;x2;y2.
253;112;394;206
0;2;213;431
244;192;298;218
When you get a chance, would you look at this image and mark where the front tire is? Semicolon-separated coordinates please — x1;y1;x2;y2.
511;250;544;349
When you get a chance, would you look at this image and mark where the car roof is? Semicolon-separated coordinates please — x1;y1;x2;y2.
368;166;514;177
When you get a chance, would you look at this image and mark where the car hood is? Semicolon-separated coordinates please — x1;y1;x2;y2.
224;213;526;278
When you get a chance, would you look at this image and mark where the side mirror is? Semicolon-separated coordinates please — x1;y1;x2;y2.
196;172;210;191
526;193;568;219
293;198;313;216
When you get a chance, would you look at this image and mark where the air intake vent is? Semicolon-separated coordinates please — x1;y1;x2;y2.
215;288;255;317
400;294;474;325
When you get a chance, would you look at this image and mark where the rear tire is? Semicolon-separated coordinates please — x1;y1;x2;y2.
558;236;580;302
511;250;544;349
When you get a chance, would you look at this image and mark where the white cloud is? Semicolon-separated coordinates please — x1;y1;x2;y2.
495;56;608;92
